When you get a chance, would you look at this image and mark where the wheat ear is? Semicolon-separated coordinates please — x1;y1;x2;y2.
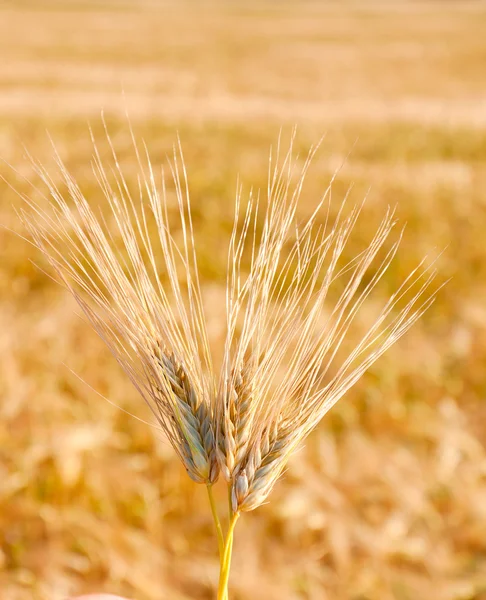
154;348;218;483
16;129;440;600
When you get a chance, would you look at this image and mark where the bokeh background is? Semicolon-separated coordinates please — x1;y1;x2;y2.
1;2;486;599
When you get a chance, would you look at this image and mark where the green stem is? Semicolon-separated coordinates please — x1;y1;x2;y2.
207;484;225;560
217;512;239;600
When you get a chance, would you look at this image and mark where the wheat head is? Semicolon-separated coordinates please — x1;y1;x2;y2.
18;132;438;510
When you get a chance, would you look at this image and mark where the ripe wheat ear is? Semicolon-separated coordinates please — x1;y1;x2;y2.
19;137;220;485
215;145;438;513
18;132;439;599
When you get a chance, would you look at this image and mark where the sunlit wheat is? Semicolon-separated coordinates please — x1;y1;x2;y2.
20;132;438;599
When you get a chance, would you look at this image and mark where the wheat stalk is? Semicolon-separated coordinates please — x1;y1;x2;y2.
17;129;439;600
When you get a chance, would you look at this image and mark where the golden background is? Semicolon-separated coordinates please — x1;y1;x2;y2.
0;2;485;599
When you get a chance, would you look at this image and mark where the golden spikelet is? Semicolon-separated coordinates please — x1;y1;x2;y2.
154;347;218;483
217;358;255;481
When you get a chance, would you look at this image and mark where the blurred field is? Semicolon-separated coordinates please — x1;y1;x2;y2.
1;2;486;599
